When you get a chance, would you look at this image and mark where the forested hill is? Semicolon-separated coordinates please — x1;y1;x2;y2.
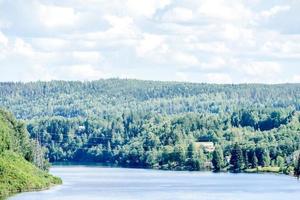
0;79;300;119
0;79;300;174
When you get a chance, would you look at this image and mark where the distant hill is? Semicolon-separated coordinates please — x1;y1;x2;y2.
0;79;299;173
0;79;299;119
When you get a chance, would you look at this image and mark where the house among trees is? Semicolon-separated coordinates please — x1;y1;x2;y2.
195;142;215;152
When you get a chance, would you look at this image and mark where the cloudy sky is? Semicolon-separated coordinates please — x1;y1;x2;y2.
0;0;299;83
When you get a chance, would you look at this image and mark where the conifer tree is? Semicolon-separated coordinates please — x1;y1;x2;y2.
262;149;271;167
212;145;224;172
252;152;258;168
230;143;244;173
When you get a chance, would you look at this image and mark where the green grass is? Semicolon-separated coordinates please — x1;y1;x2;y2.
244;166;281;173
0;151;62;198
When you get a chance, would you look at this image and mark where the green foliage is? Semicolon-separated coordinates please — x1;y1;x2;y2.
0;79;300;174
275;156;285;169
0;110;32;160
252;152;258;168
0;79;299;120
185;143;204;171
244;166;281;173
0;151;62;197
0;109;61;197
212;146;224;172
262;150;271;167
230;144;244;173
294;153;300;178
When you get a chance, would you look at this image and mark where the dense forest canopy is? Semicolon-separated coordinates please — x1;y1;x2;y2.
0;109;35;162
0;79;300;173
1;79;300;119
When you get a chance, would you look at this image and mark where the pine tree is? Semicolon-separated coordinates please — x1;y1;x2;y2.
262;149;271;167
243;150;249;169
185;142;202;171
230;143;244;173
252;152;258;168
275;155;285;169
212;146;224;172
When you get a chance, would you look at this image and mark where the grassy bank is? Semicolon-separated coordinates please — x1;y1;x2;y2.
0;151;62;198
0;109;62;198
244;166;282;173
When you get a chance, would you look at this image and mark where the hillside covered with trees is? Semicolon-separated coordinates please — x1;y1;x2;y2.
0;109;61;197
0;79;300;174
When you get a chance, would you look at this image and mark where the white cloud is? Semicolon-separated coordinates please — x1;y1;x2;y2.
104;15;137;38
12;38;34;57
0;31;8;47
136;34;167;57
0;19;11;29
197;0;253;21
260;5;290;18
240;61;281;77
72;51;102;63
38;4;77;28
162;7;194;22
0;0;299;83
221;24;254;42
84;15;139;46
126;0;171;18
291;75;300;83
175;72;189;81
22;65;54;82
0;65;55;82
189;42;230;54
174;52;199;67
260;35;300;59
31;38;68;51
203;73;232;84
200;57;226;70
60;65;108;81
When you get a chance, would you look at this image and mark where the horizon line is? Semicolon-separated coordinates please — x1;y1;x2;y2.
0;78;299;85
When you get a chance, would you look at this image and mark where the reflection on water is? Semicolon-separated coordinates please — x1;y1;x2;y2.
9;166;300;200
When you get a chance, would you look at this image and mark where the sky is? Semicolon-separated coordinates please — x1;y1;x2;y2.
0;0;300;83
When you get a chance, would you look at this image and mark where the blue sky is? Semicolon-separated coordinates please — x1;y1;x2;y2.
0;0;299;83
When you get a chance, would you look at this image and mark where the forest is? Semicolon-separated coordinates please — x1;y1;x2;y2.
0;79;300;175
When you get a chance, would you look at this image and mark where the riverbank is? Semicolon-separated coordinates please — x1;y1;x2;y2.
53;161;297;176
0;151;62;199
244;166;295;175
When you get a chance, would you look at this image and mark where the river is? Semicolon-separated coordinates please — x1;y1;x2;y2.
9;166;300;200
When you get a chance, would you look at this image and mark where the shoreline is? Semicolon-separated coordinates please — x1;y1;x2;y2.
52;162;296;177
6;165;299;200
2;182;62;200
5;164;297;199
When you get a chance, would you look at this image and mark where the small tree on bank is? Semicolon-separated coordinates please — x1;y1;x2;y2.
230;143;244;173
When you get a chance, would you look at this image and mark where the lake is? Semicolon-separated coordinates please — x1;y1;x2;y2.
9;166;300;200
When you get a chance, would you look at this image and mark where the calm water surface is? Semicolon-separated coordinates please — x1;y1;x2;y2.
9;166;300;200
